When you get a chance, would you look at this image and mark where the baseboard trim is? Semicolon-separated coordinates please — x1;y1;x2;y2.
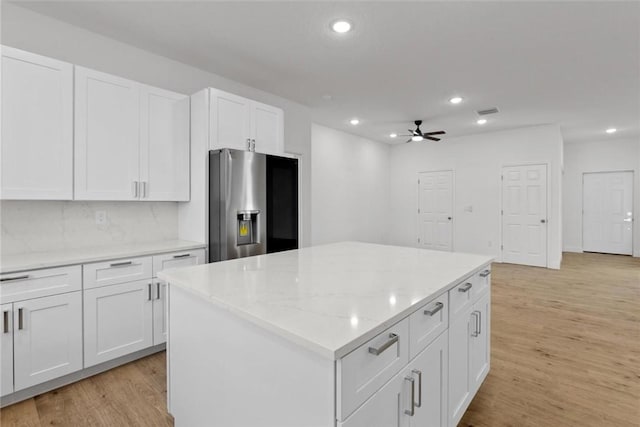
1;343;166;408
563;246;583;253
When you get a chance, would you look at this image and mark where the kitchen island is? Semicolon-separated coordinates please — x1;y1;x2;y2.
159;242;493;427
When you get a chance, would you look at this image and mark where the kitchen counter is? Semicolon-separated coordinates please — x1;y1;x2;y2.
160;241;492;359
0;239;206;273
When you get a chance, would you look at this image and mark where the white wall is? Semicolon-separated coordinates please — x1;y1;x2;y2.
563;138;640;256
311;124;390;245
389;125;564;269
0;3;313;248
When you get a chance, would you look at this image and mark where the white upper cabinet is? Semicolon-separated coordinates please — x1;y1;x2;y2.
139;85;190;201
1;46;73;200
75;66;140;200
209;88;284;155
74;67;189;201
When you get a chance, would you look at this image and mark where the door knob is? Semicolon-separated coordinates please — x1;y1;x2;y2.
540;219;546;224
448;217;452;220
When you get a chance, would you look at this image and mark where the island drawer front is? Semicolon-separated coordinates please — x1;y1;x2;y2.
337;318;409;421
0;266;82;304
409;292;448;360
449;276;477;318
152;249;206;277
83;256;152;290
474;266;491;297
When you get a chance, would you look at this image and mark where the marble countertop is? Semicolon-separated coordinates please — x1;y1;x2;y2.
159;241;493;359
0;240;207;273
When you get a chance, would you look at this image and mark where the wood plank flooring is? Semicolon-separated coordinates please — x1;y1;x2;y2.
1;252;638;426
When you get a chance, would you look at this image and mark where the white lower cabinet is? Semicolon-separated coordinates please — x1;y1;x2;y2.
470;291;490;391
152;280;168;345
83;280;154;367
1;303;14;396
13;292;83;391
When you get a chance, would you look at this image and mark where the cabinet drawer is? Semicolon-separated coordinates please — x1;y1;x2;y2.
83;256;152;289
152;249;205;277
337;318;409;421
449;276;476;319
0;266;81;303
474;267;491;297
409;292;448;360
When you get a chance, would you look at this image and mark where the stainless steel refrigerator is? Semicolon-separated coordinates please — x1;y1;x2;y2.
209;149;299;262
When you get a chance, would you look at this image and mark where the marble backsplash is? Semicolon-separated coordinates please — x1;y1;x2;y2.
1;201;179;255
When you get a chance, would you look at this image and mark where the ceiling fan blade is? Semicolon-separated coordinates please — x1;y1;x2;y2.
405;138;413;143
424;136;441;141
423;131;446;136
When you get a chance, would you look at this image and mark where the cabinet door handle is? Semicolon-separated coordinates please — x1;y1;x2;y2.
477;310;482;335
368;333;398;356
172;253;191;259
3;310;10;333
404;376;415;416
471;311;480;337
246;138;252;151
458;282;473;292
0;275;29;282
133;181;139;198
17;308;25;330
424;302;444;316
142;181;148;198
479;270;491;278
156;282;161;300
110;261;132;267
148;283;153;301
411;369;422;408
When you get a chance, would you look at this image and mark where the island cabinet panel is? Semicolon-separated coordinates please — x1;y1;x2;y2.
470;291;491;391
337;318;410;421
447;304;473;426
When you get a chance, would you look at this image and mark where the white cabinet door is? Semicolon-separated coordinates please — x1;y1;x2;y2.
448;305;473;427
210;89;252;151
1;304;13;396
13;292;82;391
139;85;190;201
74;66;140;200
251;101;283;154
338;371;409;427
153;280;167;345
1;46;73;200
408;332;448;427
83;280;153;367
470;291;491;393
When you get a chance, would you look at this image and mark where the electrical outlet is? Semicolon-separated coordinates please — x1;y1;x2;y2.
95;210;107;225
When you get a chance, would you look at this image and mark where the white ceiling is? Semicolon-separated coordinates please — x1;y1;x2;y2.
13;1;640;144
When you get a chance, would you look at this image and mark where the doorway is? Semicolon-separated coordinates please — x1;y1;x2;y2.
583;171;634;255
501;164;548;267
417;170;453;251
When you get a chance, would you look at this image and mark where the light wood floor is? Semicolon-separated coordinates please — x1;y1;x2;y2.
1;252;638;427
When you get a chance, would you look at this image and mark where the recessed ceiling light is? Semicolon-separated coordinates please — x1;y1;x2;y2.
390;133;397;138
605;128;617;134
477;118;487;125
449;96;463;104
350;118;360;125
332;20;352;33
411;135;424;142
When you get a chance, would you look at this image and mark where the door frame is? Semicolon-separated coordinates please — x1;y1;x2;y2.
416;169;455;251
499;161;550;267
581;170;634;254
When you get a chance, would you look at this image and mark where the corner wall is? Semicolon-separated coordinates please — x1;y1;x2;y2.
563;138;640;257
389;125;564;269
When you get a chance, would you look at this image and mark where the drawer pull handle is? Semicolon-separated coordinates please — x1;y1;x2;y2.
424;302;444;316
404;376;415;416
3;310;10;333
479;270;491;278
368;333;398;356
172;254;191;259
411;369;422;408
148;283;153;301
110;261;133;267
458;282;472;293
18;308;24;330
156;282;161;300
0;275;29;282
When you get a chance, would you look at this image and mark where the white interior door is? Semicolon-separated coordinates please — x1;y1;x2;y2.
418;171;453;251
583;171;633;255
501;164;547;267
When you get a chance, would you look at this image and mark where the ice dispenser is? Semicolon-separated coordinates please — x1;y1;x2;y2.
237;210;260;245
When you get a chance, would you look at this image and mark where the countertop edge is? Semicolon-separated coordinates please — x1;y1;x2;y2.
160;258;493;360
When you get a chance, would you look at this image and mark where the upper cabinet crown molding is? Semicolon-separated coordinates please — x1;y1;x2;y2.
1;46;74;200
74;66;189;201
208;88;284;155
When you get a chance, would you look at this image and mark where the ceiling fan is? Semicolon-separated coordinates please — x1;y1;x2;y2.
400;120;446;143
